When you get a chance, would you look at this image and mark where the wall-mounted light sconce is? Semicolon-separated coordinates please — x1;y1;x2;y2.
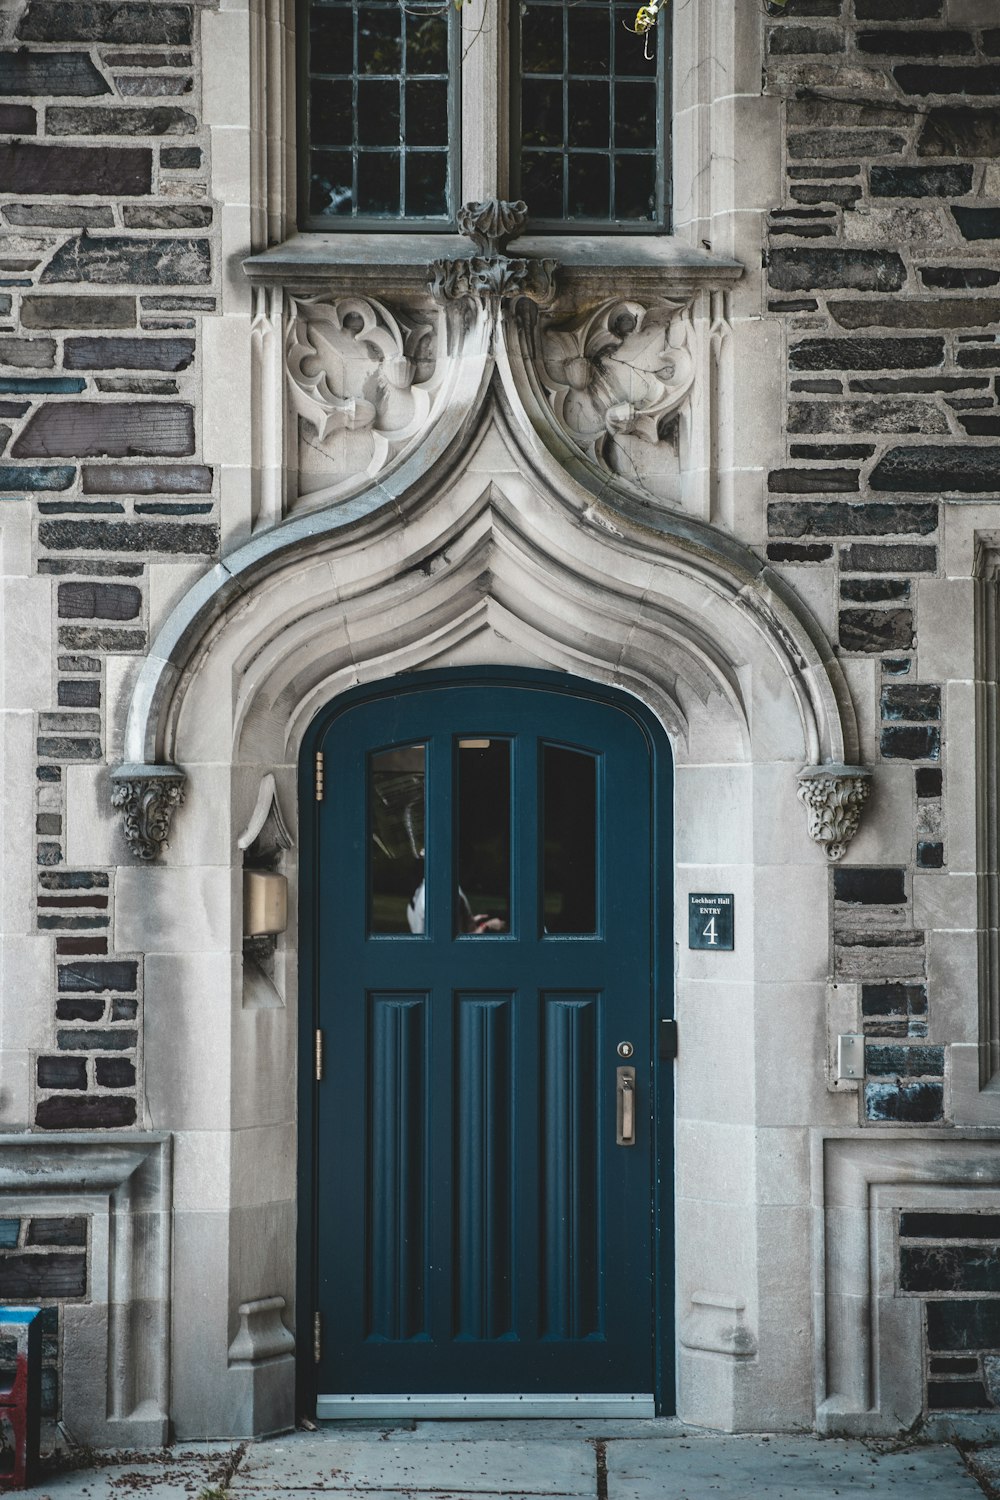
243;869;288;938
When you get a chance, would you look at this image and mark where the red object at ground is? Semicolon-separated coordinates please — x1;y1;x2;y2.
0;1310;41;1490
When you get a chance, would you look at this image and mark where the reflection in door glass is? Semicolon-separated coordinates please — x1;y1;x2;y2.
543;745;597;934
369;744;426;934
456;739;510;936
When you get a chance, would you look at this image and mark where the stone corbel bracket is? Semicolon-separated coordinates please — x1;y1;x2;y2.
110;763;186;861
429;198;558;312
797;764;872;862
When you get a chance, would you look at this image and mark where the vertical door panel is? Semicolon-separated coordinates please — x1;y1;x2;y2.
454;993;515;1341
367;992;429;1342
541;992;602;1341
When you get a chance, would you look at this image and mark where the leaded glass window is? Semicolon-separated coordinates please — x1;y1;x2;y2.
301;0;460;229
298;0;669;232
514;0;668;229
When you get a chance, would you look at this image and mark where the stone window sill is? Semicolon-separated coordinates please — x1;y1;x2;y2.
242;233;744;295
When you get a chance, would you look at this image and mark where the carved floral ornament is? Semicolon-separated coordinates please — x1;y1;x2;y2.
796;764;872;862
110;764;186;861
286;294;443;493
429;198;557;309
539;297;695;501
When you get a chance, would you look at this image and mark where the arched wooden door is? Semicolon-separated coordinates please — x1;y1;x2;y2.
299;670;673;1417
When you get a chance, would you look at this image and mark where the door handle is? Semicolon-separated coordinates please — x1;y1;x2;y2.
616;1066;636;1146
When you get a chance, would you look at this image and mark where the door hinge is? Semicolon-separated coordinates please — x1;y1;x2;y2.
659;1018;678;1061
315;1028;324;1082
315;750;325;802
313;1310;322;1365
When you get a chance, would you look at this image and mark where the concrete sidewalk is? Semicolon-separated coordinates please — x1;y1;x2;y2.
30;1420;1000;1499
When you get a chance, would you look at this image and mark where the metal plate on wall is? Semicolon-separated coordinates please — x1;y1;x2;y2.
688;893;734;951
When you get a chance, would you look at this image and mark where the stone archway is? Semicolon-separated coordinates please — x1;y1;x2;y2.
103;376;870;1435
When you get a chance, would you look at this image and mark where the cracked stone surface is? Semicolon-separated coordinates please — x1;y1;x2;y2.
28;1424;996;1498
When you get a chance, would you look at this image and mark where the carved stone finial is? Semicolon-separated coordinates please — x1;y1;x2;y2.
796;764;872;862
110;763;186;861
430;199;557;309
457;199;528;256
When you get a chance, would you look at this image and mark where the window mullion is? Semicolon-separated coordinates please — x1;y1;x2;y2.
461;0;509;203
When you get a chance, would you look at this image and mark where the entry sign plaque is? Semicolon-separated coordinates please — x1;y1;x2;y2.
688;893;734;951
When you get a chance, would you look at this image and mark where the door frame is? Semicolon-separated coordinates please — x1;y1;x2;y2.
296;666;675;1418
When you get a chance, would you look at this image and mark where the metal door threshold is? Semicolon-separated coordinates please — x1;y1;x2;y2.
317;1394;656;1419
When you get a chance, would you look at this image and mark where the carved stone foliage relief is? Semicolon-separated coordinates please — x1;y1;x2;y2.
286;295;441;499
539;298;695;505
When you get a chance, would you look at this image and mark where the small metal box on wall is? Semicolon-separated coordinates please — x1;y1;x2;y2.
0;1307;41;1490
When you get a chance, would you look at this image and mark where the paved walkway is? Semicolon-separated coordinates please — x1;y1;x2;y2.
31;1420;1000;1499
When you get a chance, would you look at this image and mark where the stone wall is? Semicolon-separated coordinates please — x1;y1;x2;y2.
0;1215;88;1419
764;0;1000;1125
0;0;217;1139
899;1208;1000;1413
0;0;998;1442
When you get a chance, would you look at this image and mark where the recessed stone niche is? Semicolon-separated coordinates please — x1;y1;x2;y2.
0;1133;171;1447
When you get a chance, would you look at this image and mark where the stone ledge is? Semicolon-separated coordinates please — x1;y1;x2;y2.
242;233;745;295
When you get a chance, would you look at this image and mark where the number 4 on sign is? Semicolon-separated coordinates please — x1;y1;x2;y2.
688;893;734;951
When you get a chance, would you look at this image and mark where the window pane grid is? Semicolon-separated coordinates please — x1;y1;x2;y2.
516;0;666;229
304;0;456;226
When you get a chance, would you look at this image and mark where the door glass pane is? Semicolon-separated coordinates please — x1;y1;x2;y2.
369;745;426;934
543;745;597;934
456;739;510;936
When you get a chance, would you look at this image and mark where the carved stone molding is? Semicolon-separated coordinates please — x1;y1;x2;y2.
457;198;528;255
796;764;872;862
429;198;558;309
110;763;186;861
228;1295;295;1366
286;294;440;494
538;296;695;502
0;1132;171;1446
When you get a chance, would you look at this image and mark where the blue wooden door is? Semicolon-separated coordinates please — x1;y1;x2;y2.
307;673;669;1411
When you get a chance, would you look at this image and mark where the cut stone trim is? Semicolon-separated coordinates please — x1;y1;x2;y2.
113;402;861;775
0;1132;171;1447
228;1295;295;1366
797;764;873;861
110;763;186;861
429;201;558;308
815;1132;1000;1439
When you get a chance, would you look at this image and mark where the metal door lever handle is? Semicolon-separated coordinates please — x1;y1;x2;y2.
616;1066;636;1146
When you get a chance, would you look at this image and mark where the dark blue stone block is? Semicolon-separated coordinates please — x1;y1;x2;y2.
930;1357;979;1375
881;725;941;760
880;683;941;722
862;982;927;1016
866;1043;944;1076
0;1220;19;1248
902;1211;1000;1238
0;377;85;394
57;960;137;993
834;867;905;905
901;1243;1000;1292
953;207;1000;241
917;840;945;868
928;1299;1000;1350
0;465;75;492
865;1079;944;1122
927;1378;990;1409
916;768;942;798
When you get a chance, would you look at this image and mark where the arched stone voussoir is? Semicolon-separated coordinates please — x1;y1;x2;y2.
120;393;859;800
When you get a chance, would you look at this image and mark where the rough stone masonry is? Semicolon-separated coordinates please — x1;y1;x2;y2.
0;0;999;1436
